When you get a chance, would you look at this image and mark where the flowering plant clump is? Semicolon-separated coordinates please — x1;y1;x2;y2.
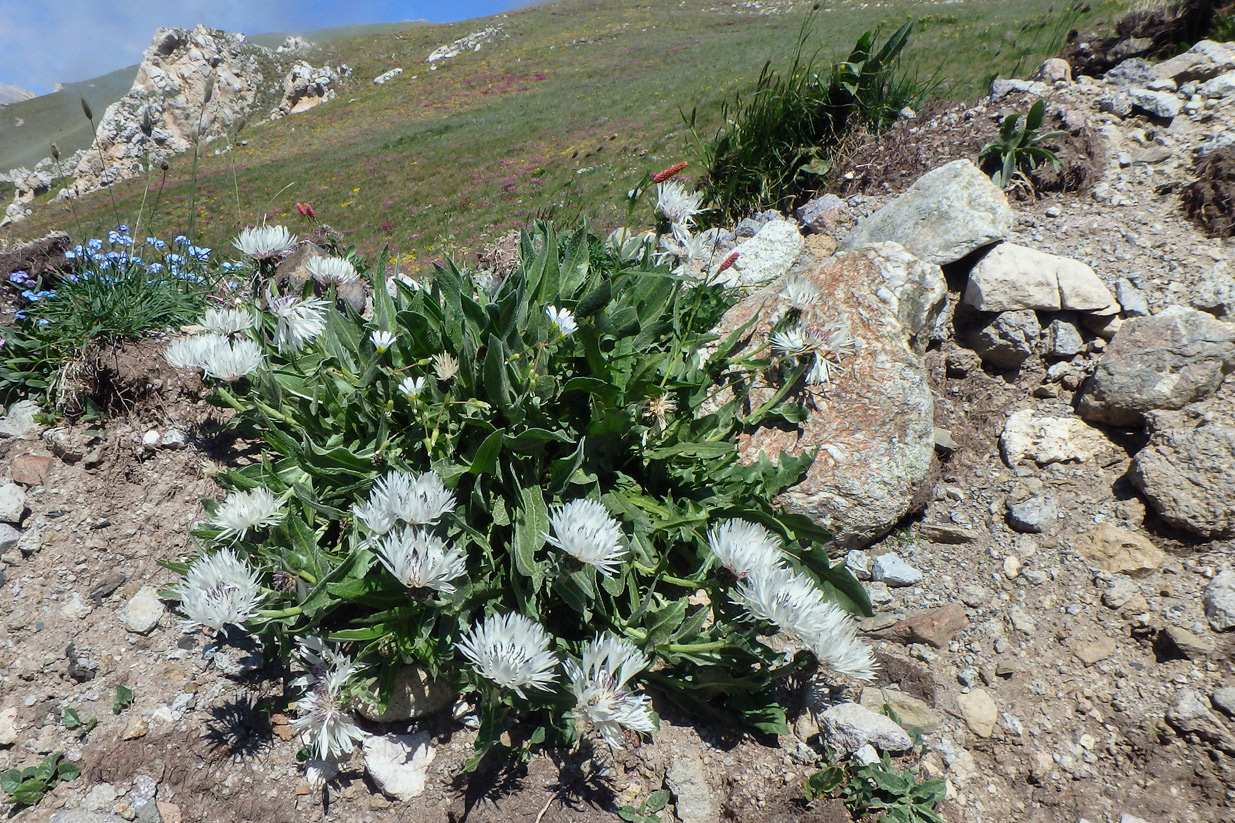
164;207;872;768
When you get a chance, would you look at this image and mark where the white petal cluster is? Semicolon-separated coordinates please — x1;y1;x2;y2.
376;527;467;593
544;499;626;577
166;333;228;370
200;307;255;336
458;612;559;698
233;225;297;260
399;375;426;399
266;288;327;354
202;338;263;381
565;635;656;748
545;306;578;338
771;327;814;357
655;180;704;230
354;470;456;536
432;353;459;381
781;276;821;311
707;519;783;578
307;256;360;285
210;487;285;542
290;636;366;760
371;330;396;352
174;548;264;632
731;564;876;680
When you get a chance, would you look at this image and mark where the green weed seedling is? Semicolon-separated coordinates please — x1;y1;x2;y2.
1;752;80;808
979;99;1066;190
619;789;671;823
61;707;98;739
113;684;135;715
807;751;946;823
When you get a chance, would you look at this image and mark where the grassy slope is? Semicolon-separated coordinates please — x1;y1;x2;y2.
3;0;1125;270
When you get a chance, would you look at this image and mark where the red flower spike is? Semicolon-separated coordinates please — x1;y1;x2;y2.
651;161;688;184
716;251;739;274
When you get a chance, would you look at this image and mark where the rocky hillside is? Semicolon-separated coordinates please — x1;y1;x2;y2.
0;85;36;107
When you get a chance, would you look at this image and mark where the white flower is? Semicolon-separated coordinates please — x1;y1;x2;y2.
545;306;577;338
201;338;263;381
210;487;285;542
807;352;841;386
386;273;423;297
707;519;784;578
199;307;255;336
355;470;456;535
432;352;459;381
398;375;426;399
771;327;814;357
165;333;229;371
655;180;704;229
544;498;626;577
174;548;264;632
290;636;366;760
566;635;656;748
371;330;396;352
458;612;559;697
732;565;875;680
233;225;296;260
307;256;359;285
781;276;821;311
265;287;327;354
376;526;467;593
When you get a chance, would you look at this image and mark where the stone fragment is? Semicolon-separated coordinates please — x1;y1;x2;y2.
957;689;998;738
969;310;1040;369
1007;497;1058;534
1046;318;1085;359
1102;576;1141;610
988;78;1050;99
1078;306;1235;426
1131;420;1235;537
820;703;913;754
124;586;164;634
666;750;718;823
723;220;804;288
795;194;846;234
1073;636;1117;665
1152;40;1235;83
122;718;149;740
1000;409;1108;466
0;523;19;554
1106;58;1156;87
1160;625;1214;658
0;706;17;746
840;159;1014;266
871;553;922;587
9;453;51;486
1116;279;1149;317
964;243;1114;313
1211;687;1235;718
362;732;435;801
883;604;969;648
1076;524;1165;576
0;400;41;440
0;482;26;524
1165;689;1235;753
356;665;455;722
859;687;941;733
1033;58;1072;84
845;550;871;581
1204;570;1235;632
1128;88;1182;119
917;523;978;544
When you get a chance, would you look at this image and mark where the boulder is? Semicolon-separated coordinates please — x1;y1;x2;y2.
819;703;913;754
1077;307;1235;426
795;194;846;234
1075;524;1165;576
711;249;937;548
272;60;339;118
1128;88;1182;120
362;732;435;801
963;243;1116;313
839;159;1014;266
1131;418;1235;537
722;219;804;288
1000;409;1109;466
1152;40;1235;83
834;242;948;352
1202;70;1235;99
969;309;1040;370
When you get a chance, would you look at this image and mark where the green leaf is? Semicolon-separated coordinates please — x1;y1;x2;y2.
514;485;549;590
113;685;134;715
1;768;23;795
470;430;504;475
482;334;513;412
645;789;670;813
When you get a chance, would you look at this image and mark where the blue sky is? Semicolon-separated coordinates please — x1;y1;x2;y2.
0;1;526;95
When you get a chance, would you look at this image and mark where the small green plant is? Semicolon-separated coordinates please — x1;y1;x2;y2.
61;708;98;739
978;99;1066;190
807;752;946;823
113;685;135;715
619;789;671;823
1;752;80;808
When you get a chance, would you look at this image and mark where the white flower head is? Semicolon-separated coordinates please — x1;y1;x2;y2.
210;487;285;542
265;287;327;354
781;276;821;311
432;352;459;381
771;327;815;357
165;333;229;371
458;612;559;697
201;337;263;381
307;256;359;285
655;180;704;229
377;526;467;593
732;565;875;680
355;470;456;535
174;548;264;632
707;519;784;579
233;225;297;260
371;330;396;353
290;636;366;760
200;307;256;336
566;635;656;748
807;352;841;386
545;306;578;338
544;498;626;577
398;375;427;400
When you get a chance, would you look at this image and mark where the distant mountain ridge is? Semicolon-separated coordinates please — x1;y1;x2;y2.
0;83;36;106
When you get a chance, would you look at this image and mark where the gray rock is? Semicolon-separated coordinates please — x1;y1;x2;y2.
1211;687;1235;718
0;706;17;746
1128;88;1181;119
48;813;127;823
795;194;846;234
1117;279;1150;317
1161;625;1214;658
722;220;804;288
1192;265;1235;318
1153;40;1235;83
1202;70;1235;98
1165;689;1235;752
159;428;188;449
1046;318;1085;359
1199;131;1235;158
0;483;27;524
1098;93;1134;117
820;702;913;754
123;586;164;634
1131;421;1235;537
0;523;19;553
970;309;1040;370
362;732;435;801
1204;570;1235;632
871;553;923;587
1105;58;1156;87
1102;576;1141;609
356;664;455;722
1000;409;1108;466
845;550;872;581
964;243;1114;313
1007;497;1058;533
989;78;1050;99
835;242;948;352
859;687;941;733
840;159;1013;266
666;750;719;823
0;400;41;440
918;523;979;544
1078;307;1235;426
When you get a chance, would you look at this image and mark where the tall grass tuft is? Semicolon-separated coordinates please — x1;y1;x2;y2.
690;17;926;224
